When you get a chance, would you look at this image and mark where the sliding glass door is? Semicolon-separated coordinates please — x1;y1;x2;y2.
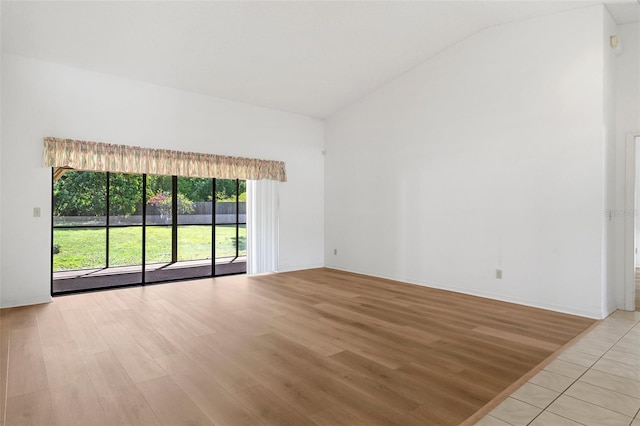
52;170;246;294
215;179;247;275
146;176;215;283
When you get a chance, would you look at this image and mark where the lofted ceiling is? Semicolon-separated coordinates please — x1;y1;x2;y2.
2;1;638;118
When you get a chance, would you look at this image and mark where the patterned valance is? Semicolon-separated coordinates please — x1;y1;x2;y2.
43;137;287;182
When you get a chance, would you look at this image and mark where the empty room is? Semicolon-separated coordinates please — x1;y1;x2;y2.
1;1;639;425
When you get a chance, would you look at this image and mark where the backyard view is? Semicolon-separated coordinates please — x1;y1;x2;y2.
52;171;246;279
53;225;246;270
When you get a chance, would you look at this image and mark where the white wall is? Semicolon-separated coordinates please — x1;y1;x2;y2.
325;6;608;318
617;25;640;272
0;3;3;306
619;22;640;311
603;9;618;316
0;54;325;308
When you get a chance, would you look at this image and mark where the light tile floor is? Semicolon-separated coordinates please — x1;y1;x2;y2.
475;310;640;426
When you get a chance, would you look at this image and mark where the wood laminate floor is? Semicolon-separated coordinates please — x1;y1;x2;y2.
0;268;595;425
636;267;640;311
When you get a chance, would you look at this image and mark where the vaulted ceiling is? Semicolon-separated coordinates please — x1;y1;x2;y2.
2;1;638;118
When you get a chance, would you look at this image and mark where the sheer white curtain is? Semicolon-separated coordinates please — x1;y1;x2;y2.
246;179;279;274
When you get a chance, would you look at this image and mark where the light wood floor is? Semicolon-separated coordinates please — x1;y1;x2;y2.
636;267;640;310
0;268;595;425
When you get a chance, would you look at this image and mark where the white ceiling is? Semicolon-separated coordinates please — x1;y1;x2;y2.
2;1;638;118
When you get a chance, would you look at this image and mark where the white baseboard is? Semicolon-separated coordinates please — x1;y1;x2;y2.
277;263;325;273
325;264;603;320
1;294;53;309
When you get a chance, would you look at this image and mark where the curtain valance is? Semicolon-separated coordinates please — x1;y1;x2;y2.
43;137;287;182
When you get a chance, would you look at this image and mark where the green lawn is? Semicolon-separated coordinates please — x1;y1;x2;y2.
53;225;246;271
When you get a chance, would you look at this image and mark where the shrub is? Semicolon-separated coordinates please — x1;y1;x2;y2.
148;192;195;215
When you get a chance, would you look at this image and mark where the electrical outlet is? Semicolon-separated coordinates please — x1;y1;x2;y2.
334;249;338;255
496;269;503;279
33;207;41;218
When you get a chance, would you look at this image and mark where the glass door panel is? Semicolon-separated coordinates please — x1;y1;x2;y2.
177;177;212;225
109;227;143;267
146;175;173;225
175;225;213;279
215;225;237;259
109;173;143;226
107;173;143;285
144;226;173;282
53;171;107;227
52;171;109;293
171;177;214;279
108;227;143;286
214;179;246;276
178;226;212;262
145;175;174;282
53;227;106;272
238;224;247;257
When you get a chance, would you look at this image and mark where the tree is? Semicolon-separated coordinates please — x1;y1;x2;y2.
54;172;107;216
53;172;245;218
178;178;212;202
54;172;142;217
215;179;246;201
109;174;142;216
146;175;172;198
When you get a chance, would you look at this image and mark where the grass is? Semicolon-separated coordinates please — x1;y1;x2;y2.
53;225;246;271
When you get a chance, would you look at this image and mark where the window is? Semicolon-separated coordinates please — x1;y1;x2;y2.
52;171;246;294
